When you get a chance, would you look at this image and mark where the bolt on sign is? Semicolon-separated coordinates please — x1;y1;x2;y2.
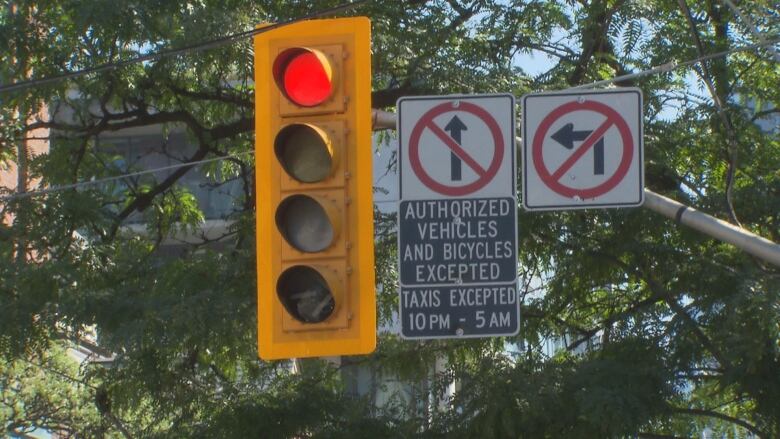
397;94;519;339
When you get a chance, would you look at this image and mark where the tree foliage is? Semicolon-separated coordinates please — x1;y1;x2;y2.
1;0;779;437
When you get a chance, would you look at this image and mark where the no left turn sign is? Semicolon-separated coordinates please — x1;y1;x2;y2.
522;88;644;211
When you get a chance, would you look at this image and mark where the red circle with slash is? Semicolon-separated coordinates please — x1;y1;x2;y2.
532;100;633;198
409;102;504;196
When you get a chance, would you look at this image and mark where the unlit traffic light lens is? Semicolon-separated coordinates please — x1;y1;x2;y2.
274;124;334;183
277;265;335;323
275;195;335;253
274;49;333;107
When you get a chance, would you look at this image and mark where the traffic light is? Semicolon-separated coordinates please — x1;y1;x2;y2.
254;17;375;360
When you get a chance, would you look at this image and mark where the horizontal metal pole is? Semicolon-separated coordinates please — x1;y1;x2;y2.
643;189;780;267
371;109;397;131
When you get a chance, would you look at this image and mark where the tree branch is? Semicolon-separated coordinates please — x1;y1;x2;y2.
107;145;210;239
642;271;733;371
677;0;743;227
372;1;480;109
671;406;767;438
567;0;628;85
167;84;252;109
372;85;430;108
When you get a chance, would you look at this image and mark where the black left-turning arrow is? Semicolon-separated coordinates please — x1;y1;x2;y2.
444;115;467;181
551;122;605;175
551;123;590;149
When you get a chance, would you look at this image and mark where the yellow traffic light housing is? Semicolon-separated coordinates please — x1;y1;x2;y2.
255;17;375;360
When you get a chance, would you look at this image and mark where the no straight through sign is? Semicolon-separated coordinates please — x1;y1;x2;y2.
397;94;519;339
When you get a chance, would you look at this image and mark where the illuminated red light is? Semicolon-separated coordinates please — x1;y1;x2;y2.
282;51;333;107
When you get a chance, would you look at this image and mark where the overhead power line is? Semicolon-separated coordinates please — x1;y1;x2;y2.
1;29;777;203
0;0;368;95
0;151;253;202
569;36;780;90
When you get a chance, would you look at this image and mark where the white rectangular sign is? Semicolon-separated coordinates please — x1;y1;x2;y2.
522;88;644;211
397;94;519;340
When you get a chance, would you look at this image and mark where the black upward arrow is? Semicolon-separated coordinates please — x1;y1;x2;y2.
444;115;467;181
551;122;591;149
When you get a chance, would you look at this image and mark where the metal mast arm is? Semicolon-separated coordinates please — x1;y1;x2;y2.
643;189;780;267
